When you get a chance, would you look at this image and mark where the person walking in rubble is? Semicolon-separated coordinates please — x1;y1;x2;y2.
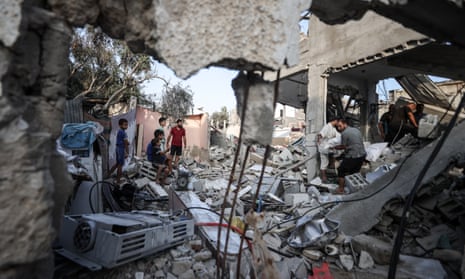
317;117;341;183
167;119;186;168
109;118;129;184
385;102;418;144
334;119;366;194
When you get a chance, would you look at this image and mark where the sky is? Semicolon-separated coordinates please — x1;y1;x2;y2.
142;62;450;114
142;63;238;114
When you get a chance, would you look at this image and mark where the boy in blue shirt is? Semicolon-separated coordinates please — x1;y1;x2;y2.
109;118;129;184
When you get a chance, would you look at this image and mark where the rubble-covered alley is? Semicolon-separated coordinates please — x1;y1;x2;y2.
1;1;465;279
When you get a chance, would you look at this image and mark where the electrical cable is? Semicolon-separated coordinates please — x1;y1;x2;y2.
184;206;222;217
388;91;465;279
88;180;119;213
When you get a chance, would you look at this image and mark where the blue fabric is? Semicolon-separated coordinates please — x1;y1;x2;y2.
146;142;154;162
61;122;98;149
116;148;125;165
116;129;127;147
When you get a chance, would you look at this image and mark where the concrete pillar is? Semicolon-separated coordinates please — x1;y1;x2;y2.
305;66;328;180
359;81;378;142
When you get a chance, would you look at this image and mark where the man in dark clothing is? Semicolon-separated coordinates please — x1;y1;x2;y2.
147;130;171;184
414;103;425;124
385;102;418;143
378;104;394;141
335;119;366;194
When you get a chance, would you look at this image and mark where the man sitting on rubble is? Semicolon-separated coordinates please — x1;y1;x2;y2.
147;130;171;185
317;117;341;183
334;119;366;194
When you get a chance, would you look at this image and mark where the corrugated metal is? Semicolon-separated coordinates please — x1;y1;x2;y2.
396;74;451;109
64;98;84;123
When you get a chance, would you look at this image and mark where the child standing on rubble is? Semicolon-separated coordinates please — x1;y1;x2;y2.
109;118;129;184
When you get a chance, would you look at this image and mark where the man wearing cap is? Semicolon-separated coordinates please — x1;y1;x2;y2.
167;119;187;167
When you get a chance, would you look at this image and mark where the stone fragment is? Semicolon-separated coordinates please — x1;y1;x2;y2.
432;249;463;262
154;270;165;279
166;272;177;279
0;0;23;47
135;271;144;279
178;269;195;279
192;262;207;276
339;255;354;271
171;258;193;276
358;251;375;269
193;250;212;262
303;249;323;260
232;72;274;146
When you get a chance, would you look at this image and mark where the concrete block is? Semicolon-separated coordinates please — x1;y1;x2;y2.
284;193;310;206
345;173;369;192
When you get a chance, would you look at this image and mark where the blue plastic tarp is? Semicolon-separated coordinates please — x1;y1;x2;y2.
61;122;101;149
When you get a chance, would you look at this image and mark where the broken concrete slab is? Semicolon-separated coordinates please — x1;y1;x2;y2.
432;249;463;262
284;193;310;206
171;257;193;276
352;234;392;265
339;254;354;271
232;72;275;146
327;120;465;236
358;250;375;269
303;249;323;261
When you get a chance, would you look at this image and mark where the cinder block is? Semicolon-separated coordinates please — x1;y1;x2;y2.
284;193;310;206
345;173;369;192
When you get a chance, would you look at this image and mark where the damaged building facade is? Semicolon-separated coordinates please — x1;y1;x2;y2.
1;0;465;278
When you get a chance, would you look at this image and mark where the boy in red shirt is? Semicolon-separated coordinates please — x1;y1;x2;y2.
167;119;186;168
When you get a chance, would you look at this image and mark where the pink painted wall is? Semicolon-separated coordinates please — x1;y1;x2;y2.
184;113;209;150
136;107;163;154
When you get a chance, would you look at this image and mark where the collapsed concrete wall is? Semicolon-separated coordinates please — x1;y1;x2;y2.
0;2;73;278
0;1;312;277
48;0;311;78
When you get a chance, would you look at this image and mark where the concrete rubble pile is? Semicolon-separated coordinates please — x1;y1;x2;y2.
170;132;464;278
70;236;217;279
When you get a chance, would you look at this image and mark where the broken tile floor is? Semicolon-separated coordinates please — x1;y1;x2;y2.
56;134;465;279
